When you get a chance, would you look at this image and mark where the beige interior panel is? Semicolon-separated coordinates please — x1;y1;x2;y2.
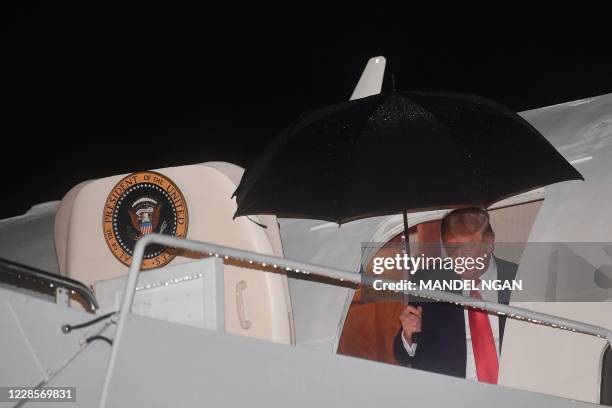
55;163;292;344
489;200;543;243
488;200;543;264
54;181;91;276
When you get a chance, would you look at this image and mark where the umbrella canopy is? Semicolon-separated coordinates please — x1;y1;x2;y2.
234;90;583;224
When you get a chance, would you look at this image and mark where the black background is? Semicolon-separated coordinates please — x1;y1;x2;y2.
3;2;611;218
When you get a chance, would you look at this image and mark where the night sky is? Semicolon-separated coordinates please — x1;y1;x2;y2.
3;2;612;218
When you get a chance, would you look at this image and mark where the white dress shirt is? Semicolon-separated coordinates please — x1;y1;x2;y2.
401;258;500;381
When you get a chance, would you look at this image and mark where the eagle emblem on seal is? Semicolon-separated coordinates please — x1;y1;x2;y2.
127;197;166;238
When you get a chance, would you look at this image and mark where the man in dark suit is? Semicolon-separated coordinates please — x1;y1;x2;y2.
393;207;518;384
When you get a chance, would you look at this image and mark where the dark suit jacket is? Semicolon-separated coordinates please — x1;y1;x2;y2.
393;256;518;378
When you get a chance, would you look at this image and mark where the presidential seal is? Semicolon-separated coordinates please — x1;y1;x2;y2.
103;171;188;269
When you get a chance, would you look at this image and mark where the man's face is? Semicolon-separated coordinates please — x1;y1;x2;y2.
443;230;494;279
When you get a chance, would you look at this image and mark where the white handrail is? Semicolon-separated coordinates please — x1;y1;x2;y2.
99;234;612;407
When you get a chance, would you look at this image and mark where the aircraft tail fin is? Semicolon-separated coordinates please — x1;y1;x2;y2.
350;56;386;100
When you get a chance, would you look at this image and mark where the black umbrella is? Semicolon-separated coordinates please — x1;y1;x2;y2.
234;90;583;227
234;89;584;346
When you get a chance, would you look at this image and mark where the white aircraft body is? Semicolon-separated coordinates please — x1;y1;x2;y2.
0;56;611;407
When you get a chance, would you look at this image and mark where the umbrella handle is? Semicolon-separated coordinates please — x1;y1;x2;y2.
401;209;420;344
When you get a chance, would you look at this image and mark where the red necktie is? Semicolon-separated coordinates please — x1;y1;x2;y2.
468;280;499;384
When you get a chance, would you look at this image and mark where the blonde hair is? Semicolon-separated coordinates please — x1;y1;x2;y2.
440;207;494;239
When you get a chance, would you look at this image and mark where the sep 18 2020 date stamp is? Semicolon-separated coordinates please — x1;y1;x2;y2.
0;387;76;402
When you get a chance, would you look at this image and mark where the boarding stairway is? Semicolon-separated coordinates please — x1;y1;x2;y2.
2;235;612;407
